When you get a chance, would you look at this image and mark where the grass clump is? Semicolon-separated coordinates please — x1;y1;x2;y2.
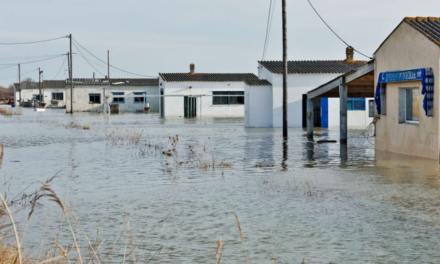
0;108;22;116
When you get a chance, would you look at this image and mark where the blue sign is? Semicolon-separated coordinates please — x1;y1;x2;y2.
375;68;434;117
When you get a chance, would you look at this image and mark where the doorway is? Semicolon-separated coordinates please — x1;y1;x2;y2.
184;96;197;117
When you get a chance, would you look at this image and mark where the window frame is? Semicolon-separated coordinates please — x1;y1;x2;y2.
399;87;420;125
52;92;64;101
212;91;245;105
112;92;125;104
134;92;147;104
347;98;366;111
89;93;101;104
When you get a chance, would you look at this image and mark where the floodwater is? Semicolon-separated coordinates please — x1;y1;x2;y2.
1;107;440;263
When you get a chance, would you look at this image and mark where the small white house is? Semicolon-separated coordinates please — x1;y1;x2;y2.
15;80;66;108
159;64;259;118
65;78;159;113
246;48;373;128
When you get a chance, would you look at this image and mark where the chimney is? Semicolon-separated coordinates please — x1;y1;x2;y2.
345;46;354;62
190;63;195;74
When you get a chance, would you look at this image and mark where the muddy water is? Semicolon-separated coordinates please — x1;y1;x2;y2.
1;107;440;263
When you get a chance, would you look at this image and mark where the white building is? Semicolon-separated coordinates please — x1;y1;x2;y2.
15;80;66;108
159;64;259;118
245;48;373;128
65;78;159;113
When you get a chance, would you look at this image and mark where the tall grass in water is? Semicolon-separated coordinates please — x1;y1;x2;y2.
0;108;22;116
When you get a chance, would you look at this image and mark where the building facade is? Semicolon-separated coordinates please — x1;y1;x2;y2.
65;78;159;113
374;17;440;159
159;64;259;118
15;80;66;108
245;51;373;128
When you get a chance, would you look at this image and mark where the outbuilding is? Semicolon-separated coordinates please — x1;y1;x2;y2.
159;64;259;118
246;48;372;128
374;17;439;159
65;78;159;113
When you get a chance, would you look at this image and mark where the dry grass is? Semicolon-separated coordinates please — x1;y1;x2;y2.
0;108;22;116
64;122;90;130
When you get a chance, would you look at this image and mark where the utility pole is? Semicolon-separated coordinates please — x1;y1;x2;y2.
69;34;73;114
282;0;288;138
18;64;21;104
107;50;110;80
38;67;42;106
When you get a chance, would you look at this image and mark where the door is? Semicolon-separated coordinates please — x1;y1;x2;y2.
160;90;164;118
321;98;329;128
184;96;197;117
302;94;307;128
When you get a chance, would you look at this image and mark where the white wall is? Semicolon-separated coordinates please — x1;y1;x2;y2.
245;85;273;127
18;88;66;107
328;98;374;128
268;72;342;128
160;77;246;117
66;86;159;113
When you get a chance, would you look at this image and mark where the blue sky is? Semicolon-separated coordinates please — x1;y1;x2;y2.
0;0;438;87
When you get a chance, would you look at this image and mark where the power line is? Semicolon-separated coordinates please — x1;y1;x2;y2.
306;0;373;60
262;0;277;60
0;68;39;81
0;54;66;66
0;54;66;61
51;56;67;80
0;65;18;70
0;35;69;45
72;41;106;77
72;38;157;78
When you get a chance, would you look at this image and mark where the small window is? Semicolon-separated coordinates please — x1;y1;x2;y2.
52;93;64;100
112;92;125;104
89;93;101;104
134;92;147;104
347;98;366;111
399;88;420;124
368;100;375;117
213;91;245;105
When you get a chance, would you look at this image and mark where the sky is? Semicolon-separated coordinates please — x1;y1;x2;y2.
0;0;439;87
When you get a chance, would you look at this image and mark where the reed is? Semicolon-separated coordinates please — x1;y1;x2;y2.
0;108;22;116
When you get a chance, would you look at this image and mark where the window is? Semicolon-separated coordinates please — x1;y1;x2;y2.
368;100;375;117
347;98;366;111
52;93;64;100
213;91;245;105
399;88;420;124
89;93;101;104
112;92;125;104
134;92;147;104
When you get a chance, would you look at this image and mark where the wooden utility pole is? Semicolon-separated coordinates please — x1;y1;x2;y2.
38;67;42;105
69;34;73;114
18;64;21;103
282;0;288;138
107;50;110;80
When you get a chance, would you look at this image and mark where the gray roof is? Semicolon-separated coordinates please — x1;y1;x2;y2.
405;17;440;46
159;73;259;83
68;78;159;86
259;60;366;74
43;80;66;88
14;82;39;90
244;79;271;86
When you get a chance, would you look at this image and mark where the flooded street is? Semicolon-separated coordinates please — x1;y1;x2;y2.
1;108;440;263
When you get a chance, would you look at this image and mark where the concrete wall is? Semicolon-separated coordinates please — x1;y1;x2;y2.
375;22;440;159
66;86;159;113
159;77;246;117
268;72;342;128
245;84;273;127
328;98;374;128
18;88;66;107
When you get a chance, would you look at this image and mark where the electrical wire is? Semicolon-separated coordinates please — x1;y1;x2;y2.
0;54;66;66
72;41;106;77
0;54;66;62
306;0;373;60
51;56;67;80
0;68;39;81
0;35;69;45
72;38;157;78
262;0;277;60
0;65;18;70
